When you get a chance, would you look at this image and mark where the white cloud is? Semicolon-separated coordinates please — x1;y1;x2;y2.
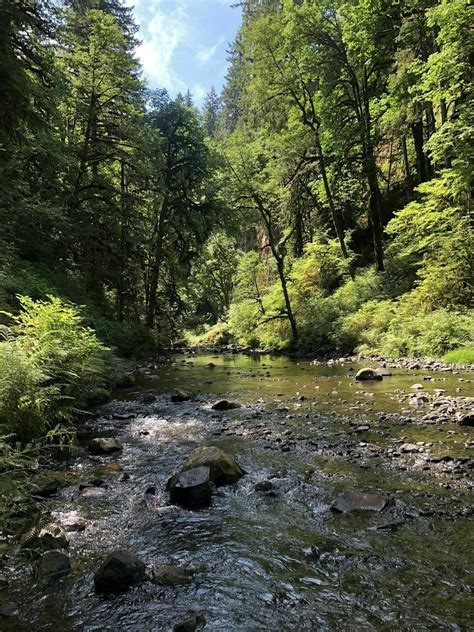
193;83;207;104
196;37;224;63
133;1;188;94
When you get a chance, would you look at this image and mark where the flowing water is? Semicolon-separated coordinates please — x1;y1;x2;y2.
2;354;473;631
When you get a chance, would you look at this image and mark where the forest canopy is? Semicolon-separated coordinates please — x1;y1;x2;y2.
0;0;472;375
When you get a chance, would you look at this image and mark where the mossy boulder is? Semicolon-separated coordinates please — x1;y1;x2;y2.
183;446;245;485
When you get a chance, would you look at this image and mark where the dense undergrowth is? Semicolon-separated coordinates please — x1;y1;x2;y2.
0;294;119;524
188;174;473;359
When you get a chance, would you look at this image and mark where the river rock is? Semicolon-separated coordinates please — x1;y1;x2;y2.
354;368;383;381
94;549;146;593
88;437;123;455
32;476;60;498
166;466;213;508
151;565;193;586
411;383;424;390
408;393;429;406
37;550;71;579
0;602;19;618
60;512;87;532
171;390;191;403
254;480;274;492
38;524;69;550
331;492;389;513
174;610;206;632
211;399;241;411
183;446;244;485
400;443;419;453
458;413;474;427
375;367;392;377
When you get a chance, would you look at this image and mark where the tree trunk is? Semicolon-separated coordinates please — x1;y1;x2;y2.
412;118;427;184
117;159;127;322
401;135;411;199
316;137;353;277
274;254;298;341
363;142;384;272
145;199;168;329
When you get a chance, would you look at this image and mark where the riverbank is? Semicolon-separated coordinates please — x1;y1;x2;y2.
1;353;472;629
172;344;474;372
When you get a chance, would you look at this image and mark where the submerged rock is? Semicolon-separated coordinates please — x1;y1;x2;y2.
94;549;146;593
88;437;123;455
183;446;244;485
32;477;60;498
254;480;274;492
174;610;206;632
331;492;389;513
37;550;71;580
171;390;191;403
354;368;383;381
151;565;193;586
211;399;241;411
166;466;213;508
375;367;392;377
0;602;19;618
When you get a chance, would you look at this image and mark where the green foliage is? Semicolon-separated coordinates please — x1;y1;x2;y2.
387;170;473;311
443;348;474;364
0;296;112;441
344;305;473;358
187;232;239;324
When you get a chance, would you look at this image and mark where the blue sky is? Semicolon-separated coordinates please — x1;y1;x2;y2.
125;0;242;105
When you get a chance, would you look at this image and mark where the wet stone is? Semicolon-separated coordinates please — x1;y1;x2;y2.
32;477;60;498
38;524;69;550
355;368;383;381
400;443;419;453
151;565;193;586
61;513;87;532
1;602;19;618
37;550;71;580
183;446;244;485
254;480;274;492
94;549;146;594
331;492;389;513
171;390;191;403
166;466;213;508
174;610;206;632
459;413;474;427
88;437;123;455
211;399;242;411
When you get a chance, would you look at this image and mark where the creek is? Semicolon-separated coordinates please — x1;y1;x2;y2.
2;353;473;631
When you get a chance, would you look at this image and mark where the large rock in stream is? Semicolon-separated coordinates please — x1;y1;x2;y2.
211;399;241;411
331;492;389;513
354;368;383;381
88;437;123;455
37;550;71;580
166;466;213;508
94;549;146;593
183;446;245;485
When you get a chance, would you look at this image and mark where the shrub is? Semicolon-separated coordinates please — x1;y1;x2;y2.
443;348;474;364
0;295;112;440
